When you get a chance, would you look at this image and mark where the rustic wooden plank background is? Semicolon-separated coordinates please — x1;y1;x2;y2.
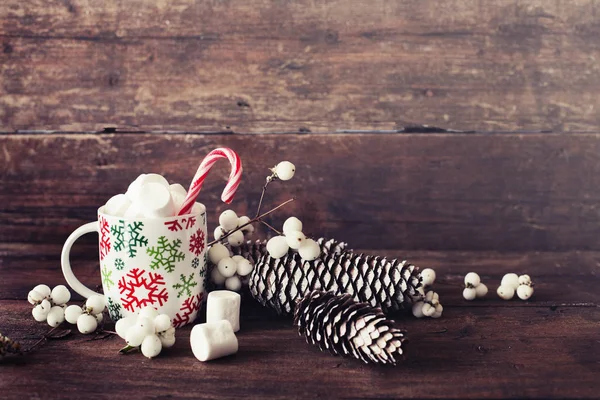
2;0;600;132
2;0;600;398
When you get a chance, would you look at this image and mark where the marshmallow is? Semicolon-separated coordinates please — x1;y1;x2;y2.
191;202;205;215
126;173;169;201
169;184;187;213
134;182;175;218
104;194;132;217
206;290;240;332
123;203;145;219
190;320;238;362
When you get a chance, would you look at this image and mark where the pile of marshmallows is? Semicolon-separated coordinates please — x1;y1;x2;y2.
103;173;200;218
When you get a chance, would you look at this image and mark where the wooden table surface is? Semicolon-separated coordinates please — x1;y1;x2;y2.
1;245;599;399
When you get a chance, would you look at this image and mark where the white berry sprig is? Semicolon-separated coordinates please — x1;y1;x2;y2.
412;290;443;319
28;284;71;327
64;295;106;334
462;272;488;301
266;216;321;262
116;306;176;359
498;273;534;300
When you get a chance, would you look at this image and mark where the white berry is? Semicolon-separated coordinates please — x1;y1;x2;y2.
227;230;245;247
236;258;254;277
274;161;295;181
141;334;163;359
85;295;106;314
420;268;436;286
64;305;83;324
518;274;532;286
432;303;443;319
462;287;477;301
32;299;52;322
28;290;45;305
298;239;320;261
517;285;534;300
138;306;159;320
33;284;51;298
208;243;230;264
50;285;71;306
282;217;303;235
115;316;137;339
225;276;242;291
125;325;147;347
77;314;98;334
159;330;176;348
95;313;104;323
46;306;66;327
267;236;290;259
285;230;306;250
211;268;226;285
421;303;435;317
136;317;155;337
412;302;425;318
154;314;172;333
464;272;481;288
501;273;520;290
214;226;226;240
238;216;252;230
219;210;239;231
497;285;515;300
217;257;237;278
475;283;488;298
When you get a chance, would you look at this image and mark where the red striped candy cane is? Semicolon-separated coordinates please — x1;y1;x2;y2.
177;148;243;215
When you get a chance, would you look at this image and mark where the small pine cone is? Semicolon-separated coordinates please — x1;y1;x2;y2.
0;332;21;359
249;250;422;316
294;291;407;365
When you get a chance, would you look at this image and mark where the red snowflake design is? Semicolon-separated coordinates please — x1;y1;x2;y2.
189;228;205;256
117;268;169;312
172;293;203;327
99;215;111;261
164;216;197;232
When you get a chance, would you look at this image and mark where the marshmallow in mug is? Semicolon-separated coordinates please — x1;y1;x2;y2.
190;320;238;362
206;290;241;332
103;174;194;218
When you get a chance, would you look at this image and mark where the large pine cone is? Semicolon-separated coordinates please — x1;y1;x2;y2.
294;290;407;365
249;247;422;316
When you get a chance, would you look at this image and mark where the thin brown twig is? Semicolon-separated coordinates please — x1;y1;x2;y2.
207;198;295;247
260;219;282;235
254;176;274;218
24;325;62;353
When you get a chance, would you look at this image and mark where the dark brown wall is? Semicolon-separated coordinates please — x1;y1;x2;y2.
2;0;600;132
1;0;599;253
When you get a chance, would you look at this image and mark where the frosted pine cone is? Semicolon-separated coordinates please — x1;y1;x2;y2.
294;291;407;365
249;249;422;316
231;237;348;263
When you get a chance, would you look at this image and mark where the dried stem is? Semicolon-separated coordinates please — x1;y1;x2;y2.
254;176;274;218
24;325;62;353
207;198;295;247
260;220;282;235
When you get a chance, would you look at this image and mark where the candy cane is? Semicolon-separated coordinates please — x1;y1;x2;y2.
177;148;243;215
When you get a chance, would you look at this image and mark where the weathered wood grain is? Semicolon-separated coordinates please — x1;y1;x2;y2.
2;0;600;132
2;242;600;307
1;299;598;399
2;133;600;251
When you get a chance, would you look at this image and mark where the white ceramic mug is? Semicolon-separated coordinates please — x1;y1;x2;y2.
61;205;207;327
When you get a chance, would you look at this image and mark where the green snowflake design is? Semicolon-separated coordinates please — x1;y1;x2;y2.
192;257;199;269
198;261;207;278
107;297;123;321
115;258;125;271
101;265;114;290
111;220;148;258
147;236;185;273
173;273;198;298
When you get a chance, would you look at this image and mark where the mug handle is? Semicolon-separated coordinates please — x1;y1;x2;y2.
61;221;104;299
